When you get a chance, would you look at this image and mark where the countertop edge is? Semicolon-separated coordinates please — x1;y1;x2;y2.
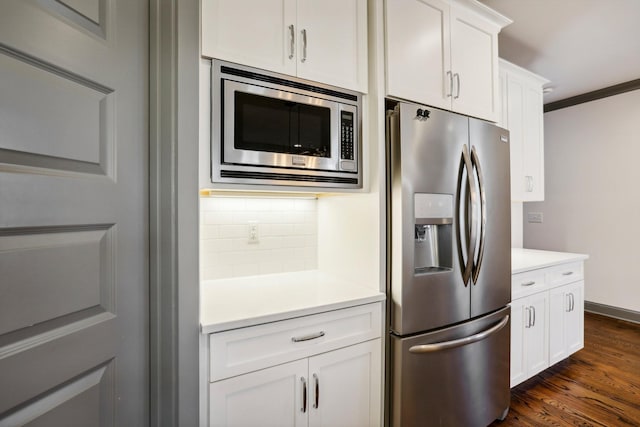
512;248;589;274
201;293;385;334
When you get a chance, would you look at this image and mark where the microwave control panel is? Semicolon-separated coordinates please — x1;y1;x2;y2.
340;111;355;161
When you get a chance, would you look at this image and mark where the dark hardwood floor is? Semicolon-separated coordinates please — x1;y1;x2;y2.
491;312;640;426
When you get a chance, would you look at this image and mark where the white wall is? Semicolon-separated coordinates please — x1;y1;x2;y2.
511;202;523;248
523;89;640;312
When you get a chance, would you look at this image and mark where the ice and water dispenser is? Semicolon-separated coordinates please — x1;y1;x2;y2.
414;193;453;273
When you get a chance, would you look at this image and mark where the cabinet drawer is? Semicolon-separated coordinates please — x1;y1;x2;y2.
546;262;583;286
512;270;546;299
209;303;382;382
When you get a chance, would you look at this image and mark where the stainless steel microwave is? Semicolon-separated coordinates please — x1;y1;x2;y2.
210;60;362;189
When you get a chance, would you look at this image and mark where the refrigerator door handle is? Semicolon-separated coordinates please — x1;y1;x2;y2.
470;146;486;284
408;315;509;353
457;145;478;285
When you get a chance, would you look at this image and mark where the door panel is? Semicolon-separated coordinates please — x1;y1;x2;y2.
209;359;307;427
449;5;499;122
468;119;511;318
391;307;510;427
0;0;147;424
390;104;470;335
201;0;297;76
385;0;451;109
296;0;367;91
3;365;112;427
308;340;381;427
525;292;549;376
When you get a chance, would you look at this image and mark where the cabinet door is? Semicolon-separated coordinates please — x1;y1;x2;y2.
209;359;308;427
449;5;500;122
308;340;382;427
498;68;508;128
385;0;451;110
548;281;585;365
564;281;584;355
548;286;568;364
522;84;545;201
524;292;549;377
501;61;547;202
201;0;297;76
509;300;527;387
296;0;368;92
505;73;525;200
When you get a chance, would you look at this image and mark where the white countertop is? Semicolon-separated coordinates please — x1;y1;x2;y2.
201;270;385;334
512;248;589;274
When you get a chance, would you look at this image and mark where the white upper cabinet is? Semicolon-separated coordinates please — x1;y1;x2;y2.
499;59;549;201
385;0;452;111
385;0;511;122
202;0;368;92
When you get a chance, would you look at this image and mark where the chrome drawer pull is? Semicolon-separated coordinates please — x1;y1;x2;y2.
292;331;325;343
562;271;574;276
522;281;536;286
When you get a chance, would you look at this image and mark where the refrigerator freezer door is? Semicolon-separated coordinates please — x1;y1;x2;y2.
390;306;511;427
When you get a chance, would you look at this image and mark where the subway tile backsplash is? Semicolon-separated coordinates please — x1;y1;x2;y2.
200;196;318;280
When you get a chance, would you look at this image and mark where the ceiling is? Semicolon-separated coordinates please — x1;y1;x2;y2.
480;0;640;103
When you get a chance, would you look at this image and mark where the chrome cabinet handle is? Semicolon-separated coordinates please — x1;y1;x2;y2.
453;73;460;99
313;373;319;409
524;307;530;328
562;271;574;276
288;24;295;59
409;315;509;353
566;294;572;312
531;306;536;327
470;146;486;284
569;293;575;312
292;331;325;342
301;377;307;413
446;70;453;98
522;281;536;287
301;29;307;62
525;175;534;192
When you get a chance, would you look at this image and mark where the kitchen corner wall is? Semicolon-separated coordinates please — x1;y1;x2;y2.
200;196;318;280
511;201;523;248
523;89;640;313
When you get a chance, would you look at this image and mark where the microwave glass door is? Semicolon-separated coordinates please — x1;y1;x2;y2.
234;92;331;158
222;79;347;171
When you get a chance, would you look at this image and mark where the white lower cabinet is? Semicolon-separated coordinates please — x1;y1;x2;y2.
549;281;584;365
210;340;381;427
206;303;383;426
210;359;307;427
510;259;585;387
510;291;548;387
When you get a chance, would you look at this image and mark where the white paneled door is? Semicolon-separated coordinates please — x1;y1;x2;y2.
0;0;148;425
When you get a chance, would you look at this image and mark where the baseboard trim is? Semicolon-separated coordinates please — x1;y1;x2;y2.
584;301;640;324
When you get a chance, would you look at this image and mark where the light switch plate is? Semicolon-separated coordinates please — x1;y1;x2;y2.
527;212;543;223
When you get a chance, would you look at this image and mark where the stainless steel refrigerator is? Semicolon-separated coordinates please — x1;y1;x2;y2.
386;102;511;427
